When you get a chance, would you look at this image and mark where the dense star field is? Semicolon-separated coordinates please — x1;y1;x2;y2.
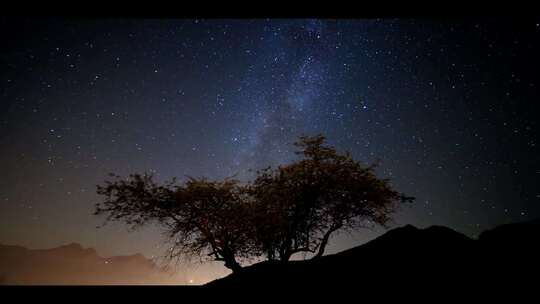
1;18;539;283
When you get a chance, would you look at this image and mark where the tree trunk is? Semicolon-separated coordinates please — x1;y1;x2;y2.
280;251;292;262
313;225;340;259
313;237;329;259
267;249;275;261
224;258;242;273
279;238;292;262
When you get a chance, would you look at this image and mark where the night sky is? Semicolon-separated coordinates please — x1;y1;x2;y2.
1;18;540;283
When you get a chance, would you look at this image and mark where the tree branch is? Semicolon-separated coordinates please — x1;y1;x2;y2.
313;224;342;259
290;247;315;254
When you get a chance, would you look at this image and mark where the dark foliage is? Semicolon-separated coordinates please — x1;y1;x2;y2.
250;134;414;261
96;175;254;272
95;135;413;271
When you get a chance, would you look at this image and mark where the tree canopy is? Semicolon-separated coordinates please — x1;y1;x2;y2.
96;175;254;272
95;134;414;272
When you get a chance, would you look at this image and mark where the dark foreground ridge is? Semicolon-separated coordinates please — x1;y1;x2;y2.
205;219;540;289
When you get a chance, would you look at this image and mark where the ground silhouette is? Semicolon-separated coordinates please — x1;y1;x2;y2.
205;219;540;290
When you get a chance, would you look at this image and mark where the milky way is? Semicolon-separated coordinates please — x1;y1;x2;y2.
1;18;539;283
230;20;332;172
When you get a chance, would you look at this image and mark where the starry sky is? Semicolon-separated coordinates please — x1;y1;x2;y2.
1;18;539;283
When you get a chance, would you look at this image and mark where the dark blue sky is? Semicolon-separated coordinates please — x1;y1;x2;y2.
1;18;539;283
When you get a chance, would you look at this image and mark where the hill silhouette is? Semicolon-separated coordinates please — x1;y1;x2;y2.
205;219;540;289
0;242;179;285
2;220;538;288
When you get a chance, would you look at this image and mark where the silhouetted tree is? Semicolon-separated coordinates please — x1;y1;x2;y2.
95;174;254;272
250;135;414;261
95;134;413;271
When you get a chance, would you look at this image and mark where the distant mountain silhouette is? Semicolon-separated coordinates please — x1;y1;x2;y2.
479;218;540;249
0;242;179;285
205;219;540;289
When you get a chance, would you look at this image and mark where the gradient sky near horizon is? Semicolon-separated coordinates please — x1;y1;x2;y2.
1;18;539;283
